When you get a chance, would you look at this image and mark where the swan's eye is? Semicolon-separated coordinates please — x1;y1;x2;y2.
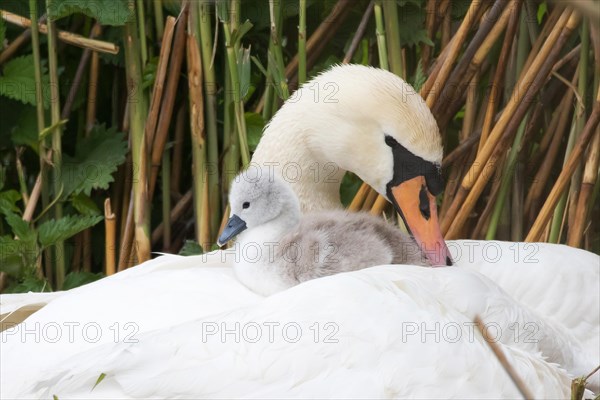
419;185;430;220
384;135;399;147
242;202;250;209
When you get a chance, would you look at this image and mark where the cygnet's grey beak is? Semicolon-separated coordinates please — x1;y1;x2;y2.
217;214;247;247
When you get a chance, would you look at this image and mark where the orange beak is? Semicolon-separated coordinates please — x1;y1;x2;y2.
390;176;452;266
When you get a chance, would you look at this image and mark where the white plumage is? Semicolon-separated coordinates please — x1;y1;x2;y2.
1;64;598;398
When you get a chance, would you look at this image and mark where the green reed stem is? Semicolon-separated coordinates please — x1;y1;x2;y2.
298;0;307;84
124;0;151;262
382;0;403;77
374;1;389;71
220;2;250;166
153;0;164;40
198;1;221;234
45;0;66;288
549;22;588;243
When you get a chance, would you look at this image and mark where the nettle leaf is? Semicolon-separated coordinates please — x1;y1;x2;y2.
62;124;128;197
4;275;48;294
0;55;50;108
398;4;433;47
0;235;24;276
9;105;40;152
71;193;101;216
62;271;103;290
1;210;36;244
0;190;22;214
38;215;103;248
48;0;132;26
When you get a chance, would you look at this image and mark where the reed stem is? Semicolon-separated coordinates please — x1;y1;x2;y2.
198;1;221;236
45;0;65;288
221;2;250;166
188;2;209;248
298;0;307;84
1;10;119;54
382;0;403;77
136;0;148;65
373;1;389;70
123;0;151;263
153;0;164;40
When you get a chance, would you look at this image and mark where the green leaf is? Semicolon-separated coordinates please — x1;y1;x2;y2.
48;0;132;26
92;373;107;391
1;210;36;244
70;193;101;216
216;0;230;23
537;2;547;24
0;190;22;214
62;271;103;290
4;275;48;294
8;105;40;152
142;57;159;89
245;112;265;152
0;55;50;108
61;124;128;197
238;45;252;98
231;20;253;44
397;3;433;47
0;236;24;276
178;240;203;256
411;60;426;92
38;215;103;248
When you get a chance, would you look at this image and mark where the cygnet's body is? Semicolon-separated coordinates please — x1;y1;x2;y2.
219;173;427;295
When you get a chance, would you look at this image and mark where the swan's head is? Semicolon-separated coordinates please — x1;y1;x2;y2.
271;65;450;266
217;172;300;246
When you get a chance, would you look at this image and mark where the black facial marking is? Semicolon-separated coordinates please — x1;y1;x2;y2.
242;201;250;209
385;135;400;147
419;185;431;220
384;134;444;196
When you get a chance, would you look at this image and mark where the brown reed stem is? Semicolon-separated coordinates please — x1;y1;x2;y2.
1;10;119;54
104;199;116;276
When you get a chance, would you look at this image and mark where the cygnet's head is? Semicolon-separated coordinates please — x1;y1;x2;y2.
217;171;300;246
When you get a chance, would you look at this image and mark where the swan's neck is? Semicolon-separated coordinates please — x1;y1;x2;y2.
252;124;345;213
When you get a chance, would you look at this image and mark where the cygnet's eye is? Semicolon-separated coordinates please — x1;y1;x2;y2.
242;201;250;209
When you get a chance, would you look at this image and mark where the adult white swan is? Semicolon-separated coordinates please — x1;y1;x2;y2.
1;65;598;398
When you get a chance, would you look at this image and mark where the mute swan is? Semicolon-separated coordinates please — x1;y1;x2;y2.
218;173;426;295
1;64;598;398
252;66;451;267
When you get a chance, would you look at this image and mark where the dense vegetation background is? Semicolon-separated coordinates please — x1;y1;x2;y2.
0;0;598;293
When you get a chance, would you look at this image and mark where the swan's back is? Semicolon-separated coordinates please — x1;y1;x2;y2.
276;210;427;284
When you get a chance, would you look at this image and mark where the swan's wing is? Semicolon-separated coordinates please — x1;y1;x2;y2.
0;250;235;318
0;291;64;319
8;266;576;399
451;240;600;357
1;250;262;397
